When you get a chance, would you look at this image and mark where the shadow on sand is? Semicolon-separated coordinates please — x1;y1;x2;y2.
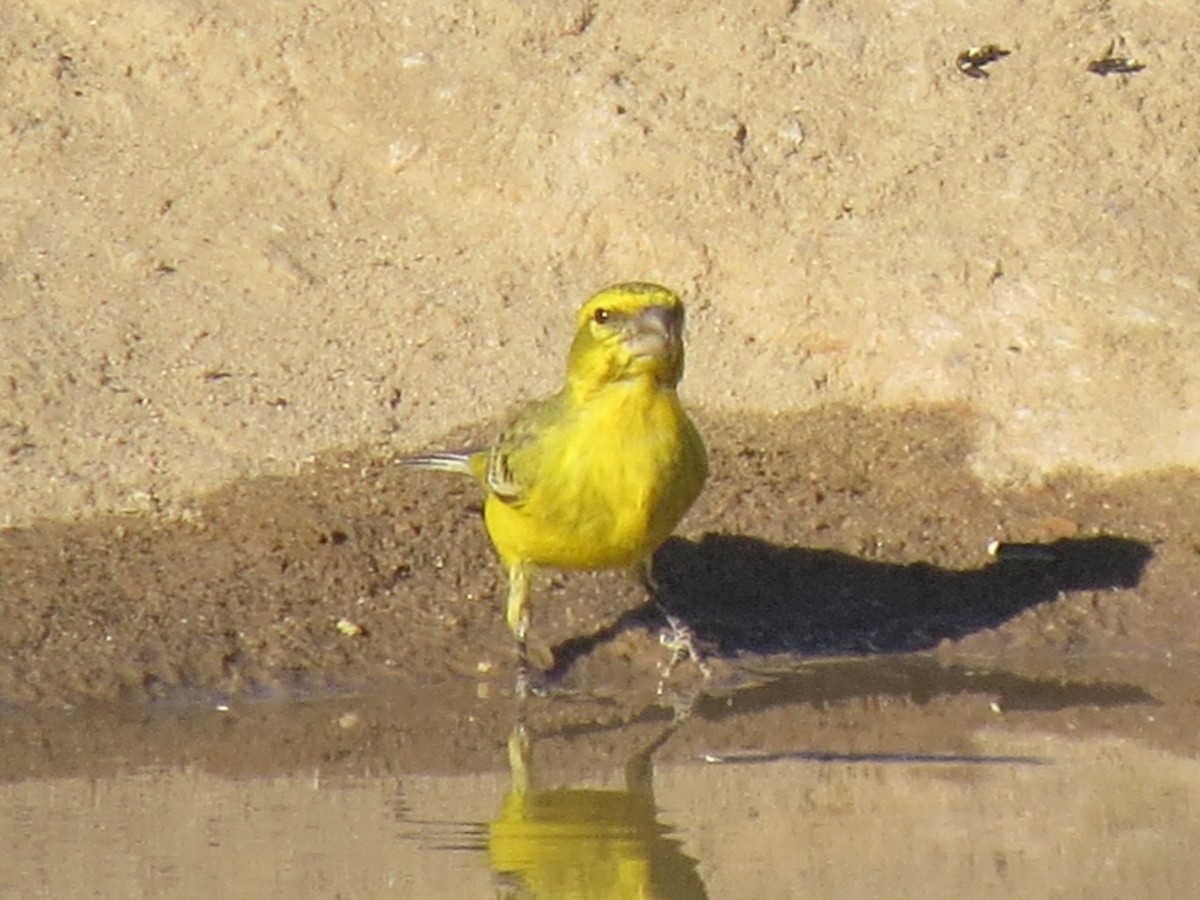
548;533;1153;677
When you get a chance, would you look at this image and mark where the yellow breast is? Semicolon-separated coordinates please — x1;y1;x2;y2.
484;381;706;571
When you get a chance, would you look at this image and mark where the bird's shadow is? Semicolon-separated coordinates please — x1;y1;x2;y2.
547;533;1153;676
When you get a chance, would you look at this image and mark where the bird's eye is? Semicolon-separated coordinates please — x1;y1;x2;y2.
592;308;610;325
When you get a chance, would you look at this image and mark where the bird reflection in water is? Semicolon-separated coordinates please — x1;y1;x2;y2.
487;708;707;899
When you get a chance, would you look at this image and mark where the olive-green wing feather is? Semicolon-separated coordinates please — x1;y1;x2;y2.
485;392;568;504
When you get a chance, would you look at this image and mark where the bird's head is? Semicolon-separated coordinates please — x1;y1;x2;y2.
566;283;687;394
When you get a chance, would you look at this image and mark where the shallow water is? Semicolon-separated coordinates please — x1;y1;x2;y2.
5;731;1196;898
2;656;1197;898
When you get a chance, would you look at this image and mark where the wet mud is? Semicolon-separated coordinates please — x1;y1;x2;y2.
2;404;1197;763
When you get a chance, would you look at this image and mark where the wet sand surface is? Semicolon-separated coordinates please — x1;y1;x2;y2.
3;407;1199;896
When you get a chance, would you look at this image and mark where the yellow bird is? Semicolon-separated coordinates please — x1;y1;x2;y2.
487;723;706;897
400;282;708;693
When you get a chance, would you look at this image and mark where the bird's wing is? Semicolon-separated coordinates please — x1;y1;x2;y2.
485;393;566;504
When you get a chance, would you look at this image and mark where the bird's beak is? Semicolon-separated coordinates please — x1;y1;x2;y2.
625;305;682;359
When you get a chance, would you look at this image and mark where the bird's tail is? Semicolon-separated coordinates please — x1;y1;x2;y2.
397;449;486;478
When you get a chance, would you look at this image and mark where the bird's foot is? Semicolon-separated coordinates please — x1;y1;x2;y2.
514;659;558;699
515;661;531;700
658;681;701;725
657;613;711;693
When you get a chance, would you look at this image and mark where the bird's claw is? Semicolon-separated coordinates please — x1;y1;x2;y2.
515;663;531;700
657;614;711;693
514;657;556;699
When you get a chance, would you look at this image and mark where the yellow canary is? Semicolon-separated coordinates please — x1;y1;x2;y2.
400;282;708;692
487;723;706;897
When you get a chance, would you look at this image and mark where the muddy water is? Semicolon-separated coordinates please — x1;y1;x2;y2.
2;656;1196;899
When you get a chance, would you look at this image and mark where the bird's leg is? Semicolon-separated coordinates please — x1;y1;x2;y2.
505;563;533;698
637;559;711;686
506;723;532;797
636;558;661;596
